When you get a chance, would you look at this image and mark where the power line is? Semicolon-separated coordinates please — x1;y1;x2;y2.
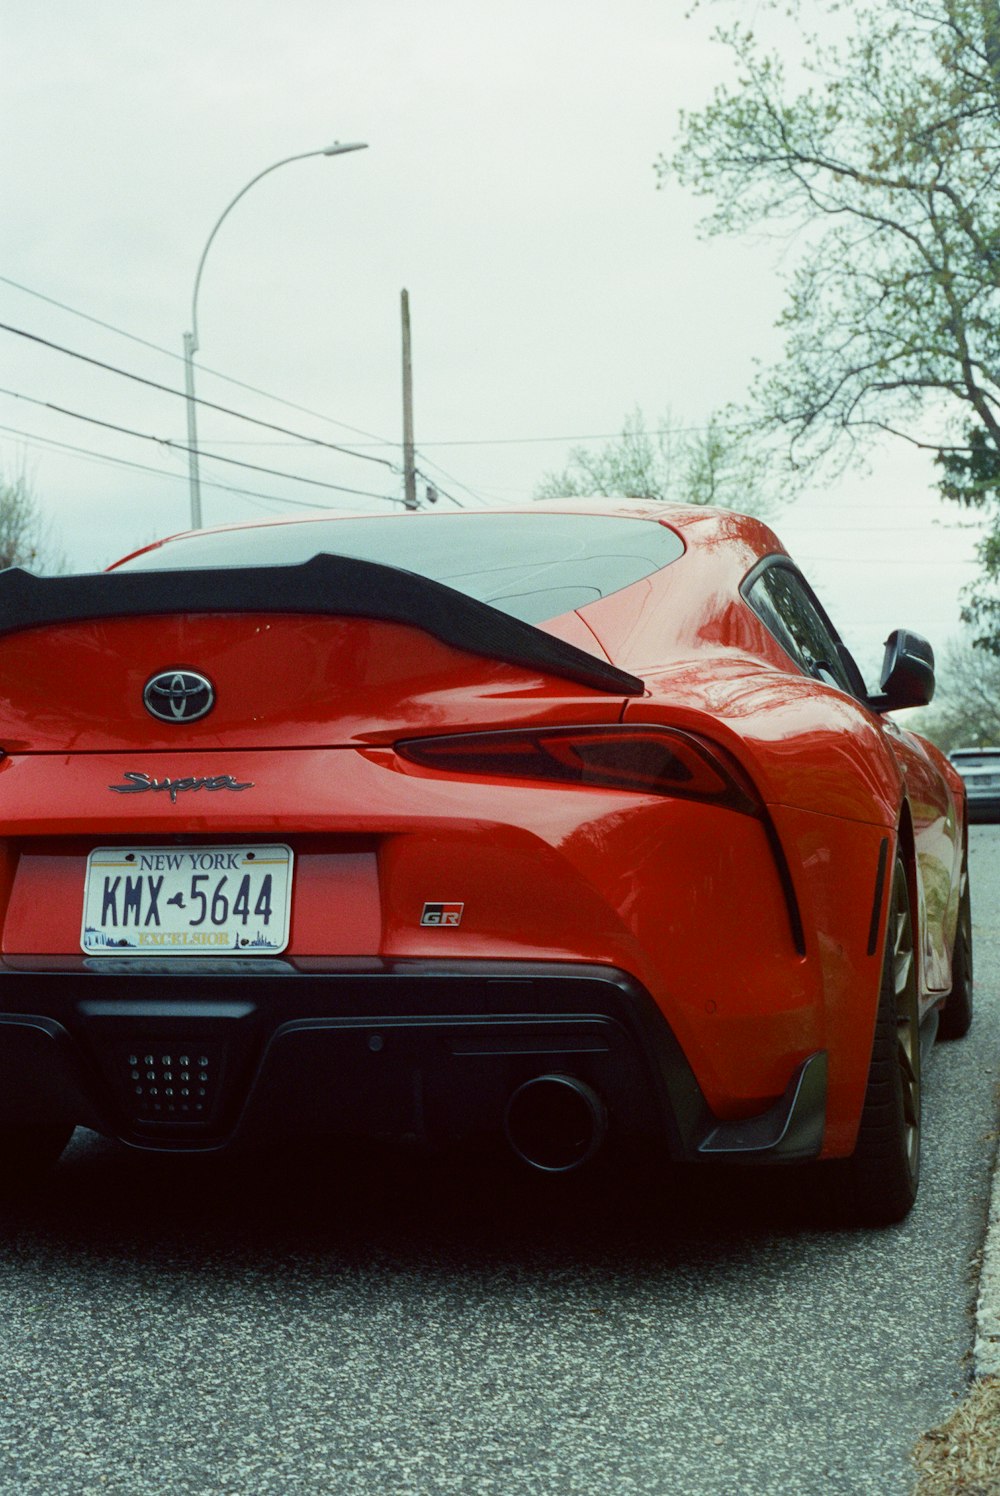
0;305;473;510
0;421;364;512
345;425;754;449
0;386;403;503
0;319;398;472
6;417;469;520
412;430;691;447
242;427;741;451
412;466;468;510
0;276;966;506
0;415;980;561
113;440;475;506
0;274;866;458
0;272;392;445
414;453;486;508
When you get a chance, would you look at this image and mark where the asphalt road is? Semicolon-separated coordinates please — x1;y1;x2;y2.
1;832;999;1496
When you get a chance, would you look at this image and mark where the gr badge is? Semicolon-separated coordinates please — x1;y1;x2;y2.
420;902;464;927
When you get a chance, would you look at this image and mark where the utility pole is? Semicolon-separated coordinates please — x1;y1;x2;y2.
401;288;418;510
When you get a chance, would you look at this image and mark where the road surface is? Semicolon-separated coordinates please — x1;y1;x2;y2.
0;829;998;1495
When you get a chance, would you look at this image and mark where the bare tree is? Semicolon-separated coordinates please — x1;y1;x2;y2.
0;469;64;573
912;637;1000;751
534;408;777;515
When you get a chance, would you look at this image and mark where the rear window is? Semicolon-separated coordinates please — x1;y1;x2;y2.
115;513;685;626
950;751;1000;769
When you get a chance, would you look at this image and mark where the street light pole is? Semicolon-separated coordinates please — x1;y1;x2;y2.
401;289;418;511
182;330;202;525
182;141;368;530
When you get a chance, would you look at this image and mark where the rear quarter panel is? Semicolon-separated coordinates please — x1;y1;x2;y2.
584;511;963;1153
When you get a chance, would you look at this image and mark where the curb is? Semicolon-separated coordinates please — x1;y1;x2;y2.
975;1134;1000;1376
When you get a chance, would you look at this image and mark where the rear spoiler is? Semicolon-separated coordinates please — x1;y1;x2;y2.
0;554;645;696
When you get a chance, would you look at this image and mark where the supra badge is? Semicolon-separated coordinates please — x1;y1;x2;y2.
109;771;253;803
420;902;464;927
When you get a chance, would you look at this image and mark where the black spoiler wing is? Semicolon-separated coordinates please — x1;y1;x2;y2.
0;554;644;696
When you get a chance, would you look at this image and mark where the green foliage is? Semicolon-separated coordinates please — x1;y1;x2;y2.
0;470;64;573
663;0;1000;642
534;408;777;515
937;429;1000;510
937;429;1000;645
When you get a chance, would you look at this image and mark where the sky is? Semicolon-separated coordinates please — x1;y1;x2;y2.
0;0;984;686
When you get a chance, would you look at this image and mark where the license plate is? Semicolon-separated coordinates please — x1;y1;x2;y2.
81;845;293;957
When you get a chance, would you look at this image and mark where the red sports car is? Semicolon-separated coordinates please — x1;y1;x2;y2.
0;501;971;1222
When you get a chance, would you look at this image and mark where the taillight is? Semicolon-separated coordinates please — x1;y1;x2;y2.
395;725;761;815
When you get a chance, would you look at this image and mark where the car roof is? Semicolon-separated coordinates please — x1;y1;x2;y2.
115;498;787;569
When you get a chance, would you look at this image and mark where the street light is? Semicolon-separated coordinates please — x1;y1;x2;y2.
182;141;368;529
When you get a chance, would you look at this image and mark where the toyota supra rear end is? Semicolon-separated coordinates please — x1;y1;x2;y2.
0;502;971;1222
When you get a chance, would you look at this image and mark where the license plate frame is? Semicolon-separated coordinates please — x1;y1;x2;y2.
81;844;293;957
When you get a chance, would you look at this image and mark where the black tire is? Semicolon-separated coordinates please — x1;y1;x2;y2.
844;858;922;1225
937;847;973;1041
0;1123;73;1198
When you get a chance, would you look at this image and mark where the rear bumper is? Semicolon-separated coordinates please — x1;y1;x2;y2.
966;793;1000;822
0;958;826;1164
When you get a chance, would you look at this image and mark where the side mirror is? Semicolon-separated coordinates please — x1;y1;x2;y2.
869;629;935;712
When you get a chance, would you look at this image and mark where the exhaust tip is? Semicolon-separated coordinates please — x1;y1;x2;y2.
504;1073;607;1174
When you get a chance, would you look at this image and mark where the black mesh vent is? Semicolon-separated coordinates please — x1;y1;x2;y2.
118;1041;225;1125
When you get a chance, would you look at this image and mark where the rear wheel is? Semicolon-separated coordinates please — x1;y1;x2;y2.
938;848;973;1041
844;858;921;1225
0;1124;73;1198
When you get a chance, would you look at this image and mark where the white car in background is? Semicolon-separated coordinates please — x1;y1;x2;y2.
949;747;1000;821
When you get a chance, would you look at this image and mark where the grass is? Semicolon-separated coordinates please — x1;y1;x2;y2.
912;1378;1000;1494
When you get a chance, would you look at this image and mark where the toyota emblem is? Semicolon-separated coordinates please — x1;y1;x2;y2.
143;670;215;724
